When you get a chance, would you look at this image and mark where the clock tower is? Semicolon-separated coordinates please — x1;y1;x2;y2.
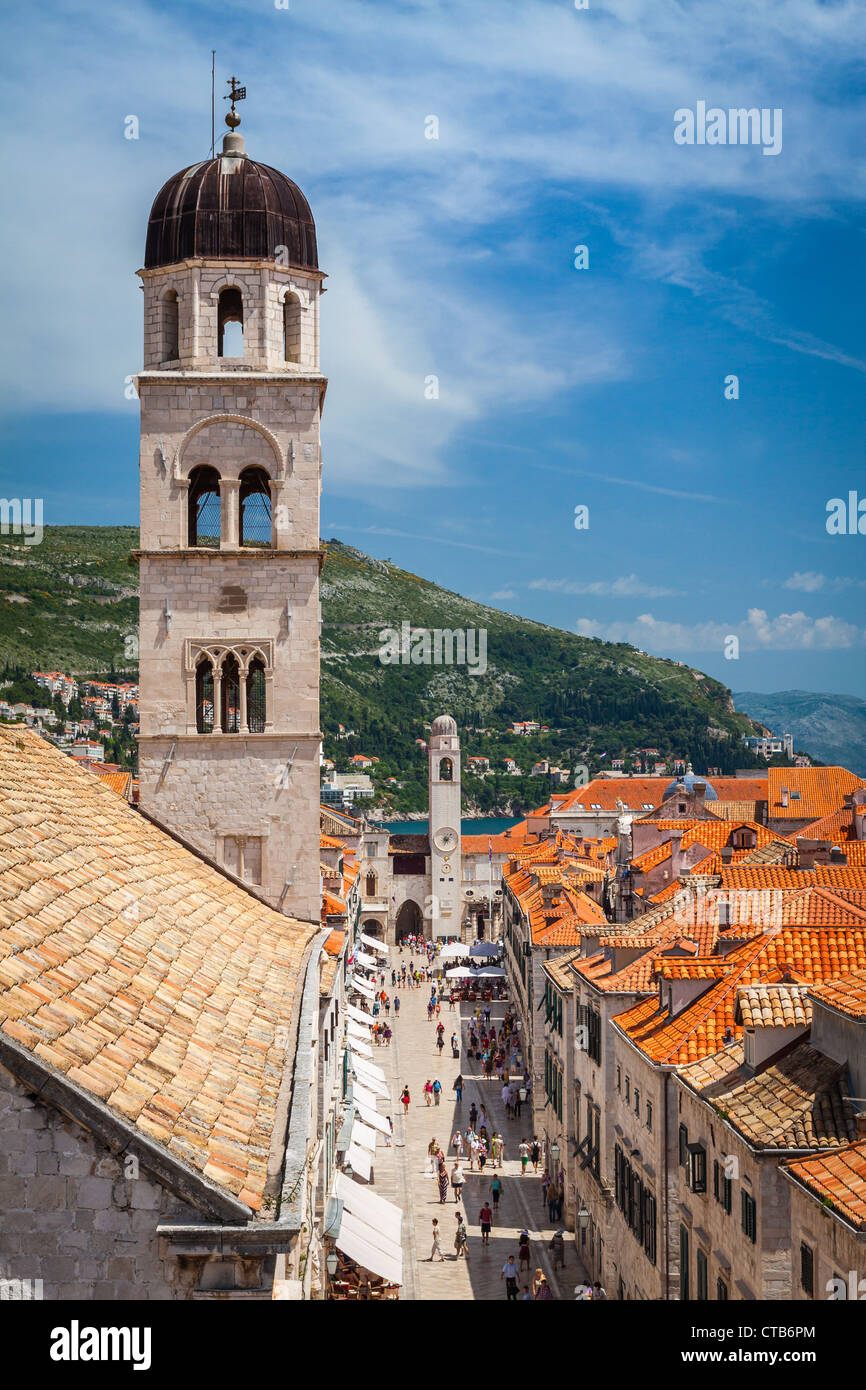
428;714;463;940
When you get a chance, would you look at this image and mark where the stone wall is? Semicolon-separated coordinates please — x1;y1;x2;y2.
0;1066;202;1300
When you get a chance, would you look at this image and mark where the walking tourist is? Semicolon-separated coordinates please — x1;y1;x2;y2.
478;1201;493;1246
424;1079;434;1107
451;1161;465;1204
547;1178;560;1223
401;1085;411;1118
453;1074;463;1103
428;1219;444;1262
501;1256;519;1300
454;1213;469;1260
427;1138;439;1175
433;1077;442;1106
492;1132;504;1167
519;1139;531;1175
518;1229;531;1272
530;1137;541;1173
489;1174;503;1215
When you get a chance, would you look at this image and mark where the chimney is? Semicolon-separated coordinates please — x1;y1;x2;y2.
781;788;789;808
829;846;848;865
720;846;733;865
855;1111;866;1137
670;830;684;878
796;838;832;870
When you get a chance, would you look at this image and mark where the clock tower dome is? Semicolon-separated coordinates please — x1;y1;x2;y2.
428;714;463;940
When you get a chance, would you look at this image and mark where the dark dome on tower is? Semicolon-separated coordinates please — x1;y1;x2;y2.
144;136;318;271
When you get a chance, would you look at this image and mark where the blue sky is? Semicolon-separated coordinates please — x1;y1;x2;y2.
2;0;865;697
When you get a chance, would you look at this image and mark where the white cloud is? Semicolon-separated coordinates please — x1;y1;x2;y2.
531;573;681;598
575;607;866;652
783;571;826;592
490;588;518;600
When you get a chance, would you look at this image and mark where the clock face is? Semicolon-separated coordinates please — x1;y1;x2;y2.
434;826;458;853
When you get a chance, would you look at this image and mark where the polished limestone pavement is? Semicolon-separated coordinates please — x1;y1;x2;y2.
361;960;589;1300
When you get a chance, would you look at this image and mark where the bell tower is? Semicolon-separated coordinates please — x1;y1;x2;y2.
428;714;463;940
134;92;324;922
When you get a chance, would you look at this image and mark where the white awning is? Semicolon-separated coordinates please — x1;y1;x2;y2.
360;934;389;956
355;1103;392;1136
350;1053;386;1082
346;1032;373;1057
477;966;506;977
351;1119;377;1153
353;950;379;970
344;1143;372;1181
469;942;501;957
352;1081;382;1112
336;1210;402;1285
438;942;466;958
347;1003;374;1026
335;1171;402;1246
446;967;473;978
350;976;376;998
350;1064;388;1097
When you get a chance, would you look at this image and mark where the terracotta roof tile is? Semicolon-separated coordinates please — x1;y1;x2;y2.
736;983;812;1029
768;766;866;821
809;968;866;1020
0;726;318;1212
783;1138;866;1229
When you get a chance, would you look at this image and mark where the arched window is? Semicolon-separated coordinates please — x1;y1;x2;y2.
439;757;453;782
188;466;221;547
218;287;244;358
246;657;266;733
366;871;377;897
239;467;272;547
195;658;214;733
283;293;301;361
221;654;241;733
161;290;179;362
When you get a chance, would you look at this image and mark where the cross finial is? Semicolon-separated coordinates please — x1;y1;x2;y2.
224;76;246;130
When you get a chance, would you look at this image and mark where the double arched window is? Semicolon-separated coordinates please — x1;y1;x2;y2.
195;646;269;734
366;871;377;897
187;466;273;548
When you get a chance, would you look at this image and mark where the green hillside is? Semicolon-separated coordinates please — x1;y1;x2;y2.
0;527;772;812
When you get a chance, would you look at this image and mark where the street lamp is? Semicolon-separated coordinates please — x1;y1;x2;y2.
518;1084;528;1103
576;1207;590;1231
326;1251;339;1278
550;1140;561;1168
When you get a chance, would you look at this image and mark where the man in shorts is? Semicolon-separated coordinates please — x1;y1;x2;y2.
478;1201;493;1246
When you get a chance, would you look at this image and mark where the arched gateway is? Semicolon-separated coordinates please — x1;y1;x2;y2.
395;899;424;943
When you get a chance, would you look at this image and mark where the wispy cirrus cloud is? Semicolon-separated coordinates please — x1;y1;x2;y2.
783;571;866;593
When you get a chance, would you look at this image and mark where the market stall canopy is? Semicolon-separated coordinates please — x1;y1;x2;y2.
353;950;379;970
335;1171;402;1246
360;934;389;956
347;1003;374;1026
350;976;376;998
445;967;473;979
438;942;466;959
336;1210;402;1286
346;1030;373;1057
477;966;506;977
469;942;501;957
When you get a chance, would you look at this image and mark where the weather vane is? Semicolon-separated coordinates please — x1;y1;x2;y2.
224;76;246;130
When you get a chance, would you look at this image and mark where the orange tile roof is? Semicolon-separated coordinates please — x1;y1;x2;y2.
553;776;767;815
783;1139;866;1228
322;929;346;958
809;968;866;1021
92;769;132;798
794;806;857;843
0;726;318;1213
322;891;347;917
736;983;812;1029
542;948;582;991
613;926;866;1065
768;766;866;821
320;833;345;849
679;1041;852;1150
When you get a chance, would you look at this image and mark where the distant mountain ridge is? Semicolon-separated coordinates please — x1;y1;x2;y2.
734;690;866;777
0;528;778;812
